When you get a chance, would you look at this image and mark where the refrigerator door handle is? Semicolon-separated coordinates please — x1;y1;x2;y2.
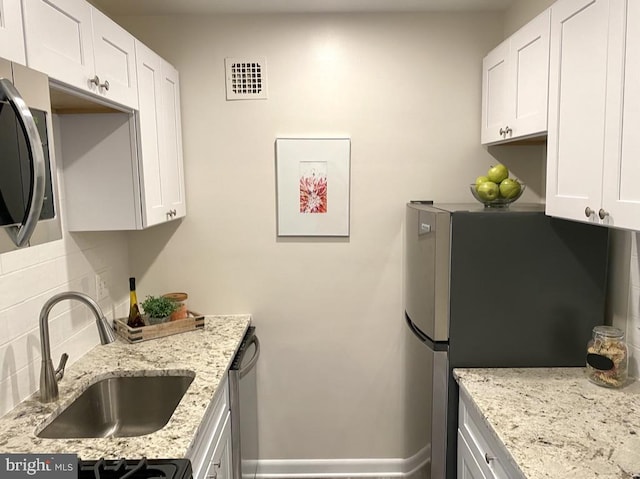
406;313;428;342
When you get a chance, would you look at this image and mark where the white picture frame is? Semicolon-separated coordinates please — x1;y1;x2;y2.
275;138;351;237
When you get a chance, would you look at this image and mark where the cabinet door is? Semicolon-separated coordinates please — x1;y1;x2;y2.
204;413;232;479
507;9;550;139
0;0;26;64
160;61;186;220
22;0;95;91
91;7;138;109
458;431;488;479
545;0;609;223
135;41;167;227
481;41;509;144
601;0;640;230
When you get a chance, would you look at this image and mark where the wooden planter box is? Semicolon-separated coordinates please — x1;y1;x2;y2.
113;311;205;343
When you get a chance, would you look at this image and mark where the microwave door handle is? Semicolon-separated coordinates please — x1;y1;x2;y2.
0;78;45;247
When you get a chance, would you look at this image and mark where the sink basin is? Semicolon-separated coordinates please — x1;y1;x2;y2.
37;373;195;439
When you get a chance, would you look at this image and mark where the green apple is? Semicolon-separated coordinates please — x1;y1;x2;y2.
475;175;490;188
476;181;499;201
487;164;509;184
499;178;521;199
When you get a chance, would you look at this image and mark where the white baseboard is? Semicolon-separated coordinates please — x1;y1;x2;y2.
255;445;430;479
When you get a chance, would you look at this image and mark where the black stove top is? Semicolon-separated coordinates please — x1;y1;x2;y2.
78;458;192;479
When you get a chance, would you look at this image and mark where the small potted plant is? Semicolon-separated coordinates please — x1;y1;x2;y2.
141;295;178;324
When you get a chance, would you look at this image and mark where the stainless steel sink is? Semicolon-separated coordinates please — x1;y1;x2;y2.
37;373;195;439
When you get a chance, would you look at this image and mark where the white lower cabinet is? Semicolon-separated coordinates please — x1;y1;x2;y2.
187;378;233;479
457;431;488;479
457;389;524;479
204;413;232;479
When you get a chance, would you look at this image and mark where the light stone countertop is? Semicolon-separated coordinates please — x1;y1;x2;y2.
454;367;640;479
0;314;250;460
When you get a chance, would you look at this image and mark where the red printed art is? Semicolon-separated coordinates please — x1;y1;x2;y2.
299;162;328;214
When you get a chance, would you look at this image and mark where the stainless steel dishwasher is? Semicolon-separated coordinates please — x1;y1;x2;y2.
229;326;260;479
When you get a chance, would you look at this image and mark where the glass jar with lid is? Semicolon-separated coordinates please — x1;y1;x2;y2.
586;325;628;388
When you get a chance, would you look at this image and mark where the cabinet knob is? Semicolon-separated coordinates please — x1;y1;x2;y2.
100;79;110;91
207;461;221;479
598;208;609;220
585;207;595;218
484;452;495;464
90;75;100;87
499;126;513;137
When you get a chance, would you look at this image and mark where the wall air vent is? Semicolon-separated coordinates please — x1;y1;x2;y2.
225;57;268;100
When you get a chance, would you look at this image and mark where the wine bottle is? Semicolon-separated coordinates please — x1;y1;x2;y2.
127;277;145;328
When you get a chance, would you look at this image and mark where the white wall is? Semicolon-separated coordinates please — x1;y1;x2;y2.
503;0;555;36
114;11;546;462
0;117;130;417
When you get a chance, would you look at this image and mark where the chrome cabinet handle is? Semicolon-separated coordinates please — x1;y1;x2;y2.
167;209;178;218
485;452;495;464
499;126;513;137
598;208;609;220
0;78;46;247
90;75;110;91
585;207;595;218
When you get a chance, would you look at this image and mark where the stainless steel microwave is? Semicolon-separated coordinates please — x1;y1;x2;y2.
0;58;61;252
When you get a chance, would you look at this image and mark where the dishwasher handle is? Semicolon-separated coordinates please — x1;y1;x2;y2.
239;335;260;379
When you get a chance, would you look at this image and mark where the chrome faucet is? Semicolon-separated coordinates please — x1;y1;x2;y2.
39;291;116;403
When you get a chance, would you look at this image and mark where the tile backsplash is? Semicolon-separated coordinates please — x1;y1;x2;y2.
627;233;640;378
0;232;129;416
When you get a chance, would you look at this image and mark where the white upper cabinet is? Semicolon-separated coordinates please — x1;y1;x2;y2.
481;9;550;145
0;0;26;64
60;41;186;232
546;0;640;230
135;40;186;227
600;0;640;229
159;59;186;222
90;7;138;108
546;0;608;223
22;0;138;109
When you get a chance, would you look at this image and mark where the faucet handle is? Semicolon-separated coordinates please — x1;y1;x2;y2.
55;353;69;381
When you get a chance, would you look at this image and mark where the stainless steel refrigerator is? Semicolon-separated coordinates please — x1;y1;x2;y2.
404;202;609;479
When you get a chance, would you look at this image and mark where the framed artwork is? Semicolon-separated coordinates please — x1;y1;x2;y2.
275;138;351;237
